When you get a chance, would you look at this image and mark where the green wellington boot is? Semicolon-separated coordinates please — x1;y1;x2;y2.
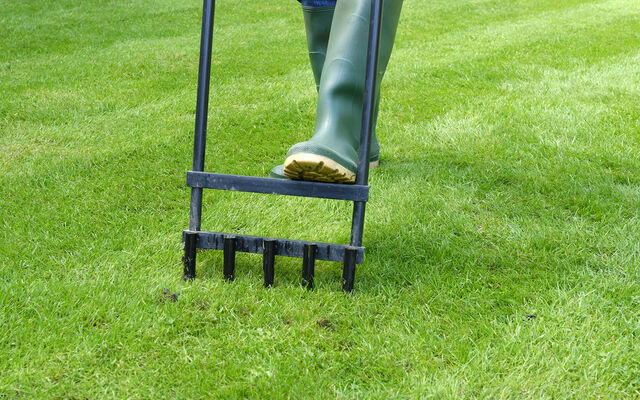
270;2;386;179
282;0;403;183
270;5;334;179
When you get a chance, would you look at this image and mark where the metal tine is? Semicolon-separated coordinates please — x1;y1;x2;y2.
183;231;198;280
342;247;357;293
302;244;317;290
263;239;276;287
223;235;236;281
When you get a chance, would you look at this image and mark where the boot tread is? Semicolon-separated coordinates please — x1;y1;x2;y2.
284;153;356;184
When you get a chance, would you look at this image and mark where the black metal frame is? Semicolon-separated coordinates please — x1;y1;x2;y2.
183;0;384;292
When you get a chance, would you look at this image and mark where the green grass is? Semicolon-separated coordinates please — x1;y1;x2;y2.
1;0;639;398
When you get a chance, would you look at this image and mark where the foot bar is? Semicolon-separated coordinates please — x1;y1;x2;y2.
183;231;364;264
187;171;369;201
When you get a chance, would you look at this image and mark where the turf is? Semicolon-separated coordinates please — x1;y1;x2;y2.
1;0;639;398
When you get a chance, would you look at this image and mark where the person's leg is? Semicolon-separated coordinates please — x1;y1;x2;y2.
283;0;403;183
271;0;392;180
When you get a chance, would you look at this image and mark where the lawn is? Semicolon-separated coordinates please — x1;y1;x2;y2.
1;0;639;398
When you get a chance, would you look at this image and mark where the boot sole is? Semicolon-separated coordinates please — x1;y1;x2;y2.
284;153;356;184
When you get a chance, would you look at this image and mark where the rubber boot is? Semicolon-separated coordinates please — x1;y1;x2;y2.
282;0;403;183
270;5;334;179
270;2;387;179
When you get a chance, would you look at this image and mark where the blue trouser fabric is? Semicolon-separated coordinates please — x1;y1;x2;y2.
299;0;337;7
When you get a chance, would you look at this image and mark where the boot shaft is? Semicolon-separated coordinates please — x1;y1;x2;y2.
302;5;335;90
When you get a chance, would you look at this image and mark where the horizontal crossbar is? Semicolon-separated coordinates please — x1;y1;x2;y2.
187;171;369;201
183;230;364;264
